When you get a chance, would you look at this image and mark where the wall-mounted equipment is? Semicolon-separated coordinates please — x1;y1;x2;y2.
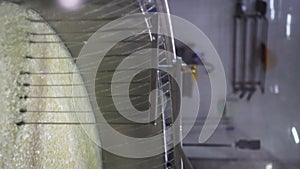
232;0;268;100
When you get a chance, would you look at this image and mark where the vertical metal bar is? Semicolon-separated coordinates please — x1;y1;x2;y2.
149;41;158;125
170;58;182;169
240;17;248;98
164;0;177;61
232;17;238;93
260;17;268;93
249;17;258;98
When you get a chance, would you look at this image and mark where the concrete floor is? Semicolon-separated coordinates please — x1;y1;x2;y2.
169;0;300;168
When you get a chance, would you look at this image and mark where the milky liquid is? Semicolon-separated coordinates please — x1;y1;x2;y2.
0;2;102;169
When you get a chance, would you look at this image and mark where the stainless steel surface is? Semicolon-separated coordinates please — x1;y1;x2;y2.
2;0;183;169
